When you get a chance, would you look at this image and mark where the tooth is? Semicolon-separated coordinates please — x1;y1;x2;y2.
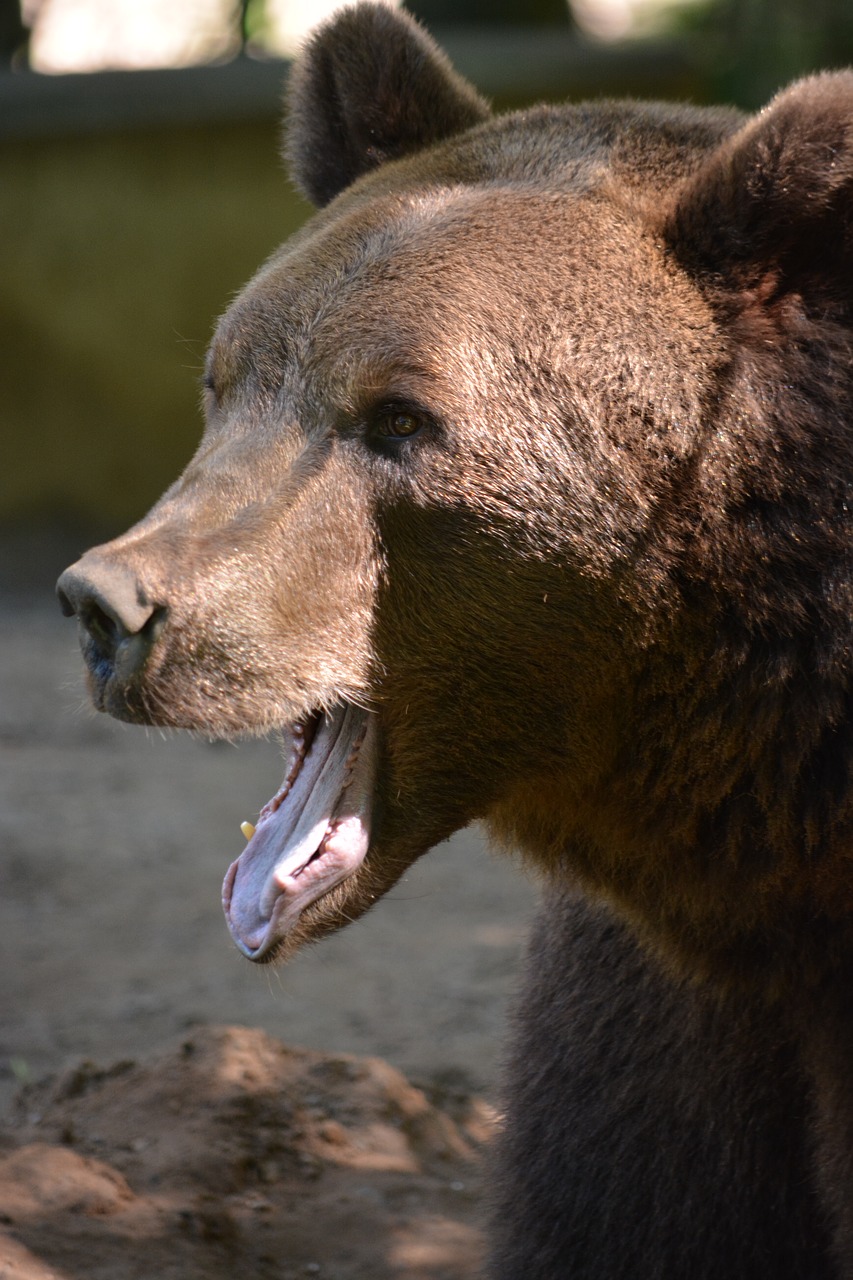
240;821;256;841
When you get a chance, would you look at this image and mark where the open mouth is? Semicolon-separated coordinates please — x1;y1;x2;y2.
222;702;377;962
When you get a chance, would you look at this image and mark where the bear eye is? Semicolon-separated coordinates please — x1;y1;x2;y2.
372;408;425;441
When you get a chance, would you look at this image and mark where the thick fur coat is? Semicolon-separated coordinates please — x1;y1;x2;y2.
58;6;853;1275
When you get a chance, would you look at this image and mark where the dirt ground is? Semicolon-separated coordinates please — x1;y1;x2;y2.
0;528;539;1279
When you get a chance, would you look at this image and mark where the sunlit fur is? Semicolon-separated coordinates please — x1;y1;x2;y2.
61;6;853;1276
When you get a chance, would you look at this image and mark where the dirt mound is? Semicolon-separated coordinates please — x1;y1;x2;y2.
0;1024;494;1280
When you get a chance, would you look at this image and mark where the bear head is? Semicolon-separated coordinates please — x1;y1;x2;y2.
58;4;853;990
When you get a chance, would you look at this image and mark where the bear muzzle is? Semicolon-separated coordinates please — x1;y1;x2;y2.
57;555;167;706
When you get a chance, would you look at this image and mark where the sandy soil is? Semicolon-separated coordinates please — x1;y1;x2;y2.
0;530;539;1279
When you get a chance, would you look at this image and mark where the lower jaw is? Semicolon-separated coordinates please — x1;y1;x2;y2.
222;703;377;960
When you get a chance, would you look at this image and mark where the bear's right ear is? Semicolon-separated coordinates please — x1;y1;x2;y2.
666;73;853;318
284;2;491;208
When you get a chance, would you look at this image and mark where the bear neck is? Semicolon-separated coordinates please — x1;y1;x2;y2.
491;309;853;998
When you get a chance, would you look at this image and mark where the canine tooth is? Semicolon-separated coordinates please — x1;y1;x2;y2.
240;821;256;841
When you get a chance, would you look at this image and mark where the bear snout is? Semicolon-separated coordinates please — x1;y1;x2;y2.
57;557;167;691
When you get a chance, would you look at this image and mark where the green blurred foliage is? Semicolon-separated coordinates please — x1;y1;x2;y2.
13;0;853;106
410;0;853;106
405;0;573;26
0;0;27;63
659;0;853;106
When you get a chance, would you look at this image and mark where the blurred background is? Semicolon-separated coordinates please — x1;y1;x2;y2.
2;0;853;1135
3;0;853;562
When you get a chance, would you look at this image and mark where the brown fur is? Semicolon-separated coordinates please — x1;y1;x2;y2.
57;5;853;1274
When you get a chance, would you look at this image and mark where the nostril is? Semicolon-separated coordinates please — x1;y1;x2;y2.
57;559;166;677
112;604;167;681
83;600;124;657
58;562;157;633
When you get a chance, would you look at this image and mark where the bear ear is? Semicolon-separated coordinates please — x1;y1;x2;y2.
284;2;491;207
666;72;853;317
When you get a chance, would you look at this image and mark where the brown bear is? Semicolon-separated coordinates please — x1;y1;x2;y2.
57;4;853;1276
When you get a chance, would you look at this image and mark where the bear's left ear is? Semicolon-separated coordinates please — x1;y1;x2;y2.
284;2;491;208
666;72;853;316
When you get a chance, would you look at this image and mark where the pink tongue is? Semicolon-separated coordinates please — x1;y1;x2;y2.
223;705;373;960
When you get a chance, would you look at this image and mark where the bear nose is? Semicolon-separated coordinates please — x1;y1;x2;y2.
57;558;166;679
